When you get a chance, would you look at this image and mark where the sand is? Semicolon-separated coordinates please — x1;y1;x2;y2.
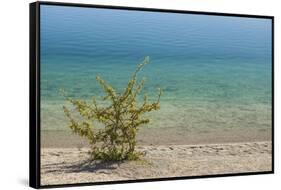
41;126;271;148
41;141;272;186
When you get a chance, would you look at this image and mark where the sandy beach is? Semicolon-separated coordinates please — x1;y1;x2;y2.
41;127;272;185
42;126;271;148
41;141;272;185
38;5;273;187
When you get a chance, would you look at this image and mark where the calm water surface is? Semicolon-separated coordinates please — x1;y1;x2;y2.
40;5;272;131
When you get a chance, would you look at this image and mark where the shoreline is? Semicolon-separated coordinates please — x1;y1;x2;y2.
41;127;272;148
41;141;272;185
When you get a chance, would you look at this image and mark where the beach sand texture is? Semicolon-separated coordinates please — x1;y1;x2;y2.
41;141;272;185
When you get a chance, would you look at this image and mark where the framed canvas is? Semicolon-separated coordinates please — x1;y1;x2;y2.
29;1;274;188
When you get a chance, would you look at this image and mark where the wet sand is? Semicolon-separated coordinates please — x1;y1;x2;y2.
41;127;271;148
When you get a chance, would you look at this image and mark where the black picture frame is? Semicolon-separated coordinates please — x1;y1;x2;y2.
29;1;274;189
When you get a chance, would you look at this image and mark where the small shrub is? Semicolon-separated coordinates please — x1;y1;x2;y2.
62;56;162;161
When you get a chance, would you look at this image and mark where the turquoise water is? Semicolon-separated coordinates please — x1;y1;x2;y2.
40;5;272;131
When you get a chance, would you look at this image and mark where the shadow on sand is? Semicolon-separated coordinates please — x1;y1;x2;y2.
44;159;124;174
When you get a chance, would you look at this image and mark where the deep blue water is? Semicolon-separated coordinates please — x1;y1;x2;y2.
40;5;272;130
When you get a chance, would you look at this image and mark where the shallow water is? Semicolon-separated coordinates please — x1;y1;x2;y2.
40;5;272;132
